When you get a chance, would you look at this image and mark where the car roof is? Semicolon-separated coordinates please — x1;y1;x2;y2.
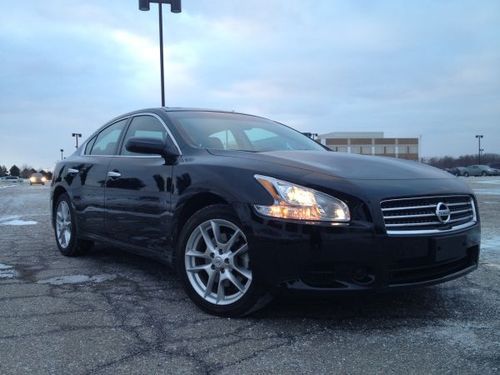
114;107;270;122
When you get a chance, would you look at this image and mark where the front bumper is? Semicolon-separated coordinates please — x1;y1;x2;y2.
245;213;480;293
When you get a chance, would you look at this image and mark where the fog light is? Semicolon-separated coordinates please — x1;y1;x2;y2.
352;267;375;285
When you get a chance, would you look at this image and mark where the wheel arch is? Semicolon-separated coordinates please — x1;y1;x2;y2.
173;192;230;244
52;185;69;215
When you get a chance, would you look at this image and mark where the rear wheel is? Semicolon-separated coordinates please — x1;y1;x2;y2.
54;193;93;256
481;171;487;176
176;204;271;316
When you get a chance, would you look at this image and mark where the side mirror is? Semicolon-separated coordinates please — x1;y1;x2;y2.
125;137;180;161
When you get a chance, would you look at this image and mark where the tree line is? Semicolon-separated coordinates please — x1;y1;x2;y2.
0;164;53;180
423;153;500;169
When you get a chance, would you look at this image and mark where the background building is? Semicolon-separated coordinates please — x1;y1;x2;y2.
318;132;420;161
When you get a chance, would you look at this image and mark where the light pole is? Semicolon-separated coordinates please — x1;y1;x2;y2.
72;133;82;149
60;149;64;160
475;135;483;164
138;0;182;107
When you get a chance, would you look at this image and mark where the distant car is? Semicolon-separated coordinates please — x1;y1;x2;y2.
489;163;500;169
1;176;21;183
489;163;500;174
465;165;498;177
30;173;47;185
447;167;468;176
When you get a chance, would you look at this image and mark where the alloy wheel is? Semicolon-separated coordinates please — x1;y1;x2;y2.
56;200;72;249
185;219;252;305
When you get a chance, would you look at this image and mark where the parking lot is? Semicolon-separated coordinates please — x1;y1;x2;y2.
0;178;499;374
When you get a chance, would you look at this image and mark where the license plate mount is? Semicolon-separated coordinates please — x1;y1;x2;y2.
432;236;467;262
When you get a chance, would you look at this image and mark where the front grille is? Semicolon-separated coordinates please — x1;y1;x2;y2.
381;195;477;235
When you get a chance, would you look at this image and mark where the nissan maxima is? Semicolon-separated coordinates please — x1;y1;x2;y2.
51;108;481;316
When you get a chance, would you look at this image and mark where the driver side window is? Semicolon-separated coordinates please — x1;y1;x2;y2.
120;116;167;156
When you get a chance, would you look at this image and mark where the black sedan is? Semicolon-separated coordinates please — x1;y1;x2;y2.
51;108;481;316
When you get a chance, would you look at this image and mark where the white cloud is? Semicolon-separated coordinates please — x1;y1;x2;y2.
0;0;500;167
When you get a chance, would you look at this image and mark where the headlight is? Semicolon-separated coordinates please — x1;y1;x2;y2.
254;175;350;222
30;177;35;182
41;177;47;182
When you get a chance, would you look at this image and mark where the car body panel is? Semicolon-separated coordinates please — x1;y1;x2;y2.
104;155;173;255
52;155;111;236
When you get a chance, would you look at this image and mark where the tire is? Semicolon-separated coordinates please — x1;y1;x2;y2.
176;204;271;317
53;193;93;256
481;171;487;176
463;172;469;177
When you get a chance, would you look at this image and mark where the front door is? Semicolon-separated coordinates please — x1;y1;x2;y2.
104;115;174;253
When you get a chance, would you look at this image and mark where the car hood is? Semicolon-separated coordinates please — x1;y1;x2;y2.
209;150;453;180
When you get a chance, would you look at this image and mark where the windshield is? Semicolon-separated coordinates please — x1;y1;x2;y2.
168;112;326;152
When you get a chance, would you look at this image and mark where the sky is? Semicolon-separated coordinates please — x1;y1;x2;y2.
0;0;499;169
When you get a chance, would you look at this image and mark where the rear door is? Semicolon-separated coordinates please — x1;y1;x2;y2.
104;115;175;253
73;119;128;236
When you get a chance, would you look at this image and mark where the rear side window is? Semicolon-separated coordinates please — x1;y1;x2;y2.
120;116;167;155
90;119;128;156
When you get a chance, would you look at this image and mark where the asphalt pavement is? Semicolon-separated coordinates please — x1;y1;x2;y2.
0;179;499;374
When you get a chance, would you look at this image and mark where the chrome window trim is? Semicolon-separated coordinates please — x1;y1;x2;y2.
381;195;478;236
80;116;131;156
79;112;182;158
130;112;182;156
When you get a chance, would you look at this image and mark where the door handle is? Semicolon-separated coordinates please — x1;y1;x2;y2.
107;171;121;178
67;168;79;174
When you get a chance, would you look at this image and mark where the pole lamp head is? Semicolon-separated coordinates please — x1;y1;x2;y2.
139;0;150;11
139;0;181;13
169;0;182;13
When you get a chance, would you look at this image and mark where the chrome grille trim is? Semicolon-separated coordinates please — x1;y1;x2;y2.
381;195;477;235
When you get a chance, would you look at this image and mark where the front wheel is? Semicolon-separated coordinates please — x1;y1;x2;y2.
463;172;469;177
54;193;93;256
176;204;271;317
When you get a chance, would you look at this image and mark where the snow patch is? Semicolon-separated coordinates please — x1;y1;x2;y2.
482;236;500;249
0;219;38;226
481;236;500;264
473;178;500;185
37;274;117;285
0;185;16;189
0;215;21;222
0;263;18;279
473;189;500;196
484;263;500;270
